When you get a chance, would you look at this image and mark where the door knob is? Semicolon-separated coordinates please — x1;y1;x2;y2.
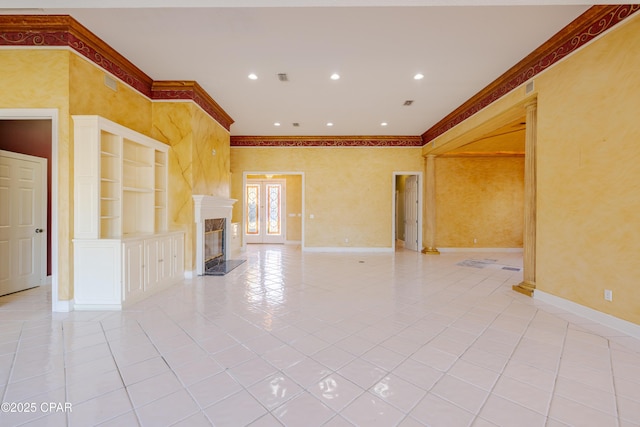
35;228;44;233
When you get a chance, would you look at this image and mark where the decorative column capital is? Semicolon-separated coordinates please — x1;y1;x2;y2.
524;98;538;110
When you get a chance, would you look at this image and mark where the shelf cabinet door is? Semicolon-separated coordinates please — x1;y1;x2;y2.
157;235;173;285
173;233;185;280
123;240;144;302
144;238;159;291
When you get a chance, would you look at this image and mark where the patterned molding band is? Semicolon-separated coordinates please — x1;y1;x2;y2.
422;4;640;144
0;15;234;131
231;135;423;147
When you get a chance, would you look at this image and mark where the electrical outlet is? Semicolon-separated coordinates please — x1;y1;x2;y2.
604;289;613;301
473;238;477;244
344;238;349;243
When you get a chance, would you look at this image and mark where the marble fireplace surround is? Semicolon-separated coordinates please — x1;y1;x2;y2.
193;195;236;276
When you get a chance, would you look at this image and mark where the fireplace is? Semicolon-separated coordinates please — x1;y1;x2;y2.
193;195;238;276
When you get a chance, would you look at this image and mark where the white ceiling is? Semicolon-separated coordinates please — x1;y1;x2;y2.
1;1;599;136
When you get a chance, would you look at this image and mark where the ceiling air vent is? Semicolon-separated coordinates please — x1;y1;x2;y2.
292;123;300;127
277;73;289;82
403;100;414;106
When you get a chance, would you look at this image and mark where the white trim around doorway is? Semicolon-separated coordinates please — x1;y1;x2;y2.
242;171;305;251
0;109;68;312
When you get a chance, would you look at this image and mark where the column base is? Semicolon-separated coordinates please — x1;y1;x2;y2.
512;280;536;297
421;247;440;255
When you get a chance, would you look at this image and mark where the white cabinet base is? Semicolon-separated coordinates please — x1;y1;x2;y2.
74;231;185;310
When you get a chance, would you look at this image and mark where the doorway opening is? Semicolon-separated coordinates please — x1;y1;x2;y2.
393;172;423;251
0;110;60;311
243;172;304;249
245;178;286;244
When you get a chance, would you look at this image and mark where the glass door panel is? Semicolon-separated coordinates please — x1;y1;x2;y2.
245;179;285;244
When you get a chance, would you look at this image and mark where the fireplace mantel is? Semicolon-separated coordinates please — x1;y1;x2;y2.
193;195;236;275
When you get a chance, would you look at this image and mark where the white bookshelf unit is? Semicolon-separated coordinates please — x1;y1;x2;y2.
73;115;184;310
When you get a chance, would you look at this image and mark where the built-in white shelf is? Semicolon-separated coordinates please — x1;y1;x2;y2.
73;115;184;310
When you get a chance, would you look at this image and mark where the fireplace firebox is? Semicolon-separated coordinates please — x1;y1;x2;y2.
204;218;225;273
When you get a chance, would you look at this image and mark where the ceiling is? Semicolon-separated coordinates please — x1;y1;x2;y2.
1;1;595;136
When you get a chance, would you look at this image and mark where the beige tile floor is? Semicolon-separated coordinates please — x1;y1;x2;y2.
0;245;639;426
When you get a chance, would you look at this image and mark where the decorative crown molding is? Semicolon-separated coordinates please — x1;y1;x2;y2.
230;135;423;147
0;15;233;130
422;4;640;144
152;81;234;131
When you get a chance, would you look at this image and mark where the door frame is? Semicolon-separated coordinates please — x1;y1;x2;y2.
242;171;305;250
392;172;423;251
245;178;287;244
0;109;62;311
0;150;47;292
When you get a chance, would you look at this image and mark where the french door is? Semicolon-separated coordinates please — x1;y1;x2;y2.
245;179;286;244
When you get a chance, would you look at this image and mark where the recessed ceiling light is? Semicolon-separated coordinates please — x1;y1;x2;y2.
330;73;340;80
274;122;281;126
381;122;388;126
414;73;424;80
248;73;258;80
326;122;334;127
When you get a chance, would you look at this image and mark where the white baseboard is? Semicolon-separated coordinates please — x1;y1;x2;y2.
439;247;523;253
303;247;393;253
53;299;74;312
46;275;53;285
535;290;640;339
74;303;121;311
184;270;195;279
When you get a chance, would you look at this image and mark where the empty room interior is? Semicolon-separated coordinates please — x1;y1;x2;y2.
1;2;640;426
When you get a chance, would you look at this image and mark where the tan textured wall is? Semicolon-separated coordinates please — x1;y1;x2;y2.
534;16;640;324
69;55;151;135
284;175;302;242
231;147;423;248
0;50;72;299
435;156;524;248
152;102;231;271
191;106;231;198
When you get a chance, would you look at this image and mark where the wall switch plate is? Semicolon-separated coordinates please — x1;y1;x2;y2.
604;289;613;301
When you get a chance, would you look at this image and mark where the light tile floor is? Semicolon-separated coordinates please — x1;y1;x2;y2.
1;245;639;426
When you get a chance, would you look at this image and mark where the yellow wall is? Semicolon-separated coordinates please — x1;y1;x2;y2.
435;156;524;248
534;16;640;324
191;106;231;198
152;102;231;271
0;50;72;299
231;147;423;248
69;55;152;135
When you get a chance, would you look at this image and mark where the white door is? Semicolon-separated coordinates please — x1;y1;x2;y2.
245;179;286;244
404;175;419;251
0;150;46;296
